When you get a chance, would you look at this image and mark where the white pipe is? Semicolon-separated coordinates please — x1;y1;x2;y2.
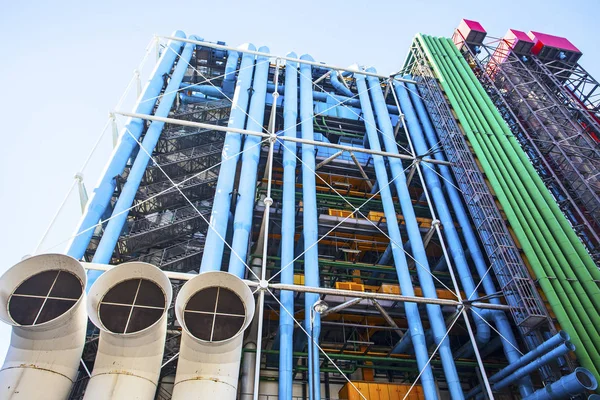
172;271;255;400
81;263;512;310
0;254;88;400
83;262;172;400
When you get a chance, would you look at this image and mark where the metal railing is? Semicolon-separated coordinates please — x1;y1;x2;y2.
407;39;550;332
138;237;205;268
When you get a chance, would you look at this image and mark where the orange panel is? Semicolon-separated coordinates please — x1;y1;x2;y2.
367;383;379;399
339;382;424;400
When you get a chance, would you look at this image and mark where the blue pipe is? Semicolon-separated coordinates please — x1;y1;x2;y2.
523;368;598;400
180;92;211;103
90;37;201;273
300;54;321;400
392;329;434;355
468;341;577;399
222;50;239;96
181;82;400;115
180;83;226;100
329;70;353;97
353;67;438;400
228;46;270;278
395;77;492;348
491;331;570;383
369;181;379;194
406;78;505;303
377;243;393;265
434;255;447;272
198;45;254;273
65;31;186;261
492;342;577;392
404;77;536;395
366;67;463;400
279;52;299;400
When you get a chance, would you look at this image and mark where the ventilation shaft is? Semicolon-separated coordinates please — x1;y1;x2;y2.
172;271;255;399
83;262;172;400
0;254;88;400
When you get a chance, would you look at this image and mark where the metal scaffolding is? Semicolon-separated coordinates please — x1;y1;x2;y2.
452;32;600;262
46;33;575;400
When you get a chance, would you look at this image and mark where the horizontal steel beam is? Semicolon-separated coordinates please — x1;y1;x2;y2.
82;262;510;311
113;111;453;166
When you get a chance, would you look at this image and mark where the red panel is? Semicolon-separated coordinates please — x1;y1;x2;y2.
528;31;581;54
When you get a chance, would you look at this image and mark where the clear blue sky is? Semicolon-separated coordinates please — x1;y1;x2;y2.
0;0;598;364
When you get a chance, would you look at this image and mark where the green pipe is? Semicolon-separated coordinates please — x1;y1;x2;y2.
253;255;453;283
424;34;600;375
243;348;508;370
422;33;600;378
424;33;600;384
431;36;600;358
417;34;600;378
443;38;600;285
293;366;354;374
429;36;600;341
442;37;600;288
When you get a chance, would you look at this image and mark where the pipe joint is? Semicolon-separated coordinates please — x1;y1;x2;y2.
258;279;269;291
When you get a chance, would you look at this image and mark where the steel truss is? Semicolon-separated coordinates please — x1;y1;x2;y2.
69;35;562;400
404;38;554;336
454;35;600;261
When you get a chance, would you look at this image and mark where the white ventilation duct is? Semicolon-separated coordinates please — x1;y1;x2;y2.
0;254;88;400
83;262;172;400
172;271;255;399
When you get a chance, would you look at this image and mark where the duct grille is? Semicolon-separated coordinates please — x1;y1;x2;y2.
9;270;82;326
99;278;166;334
183;286;245;342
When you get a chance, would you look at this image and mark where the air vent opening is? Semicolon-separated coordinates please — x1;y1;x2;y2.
8;270;83;326
183;286;246;342
99;278;166;334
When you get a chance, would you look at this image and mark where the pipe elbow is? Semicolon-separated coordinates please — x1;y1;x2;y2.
300;54;314;62
171;30;186;39
329;69;353;97
365;66;377;74
238;43;256;52
348;63;361;73
473;309;492;345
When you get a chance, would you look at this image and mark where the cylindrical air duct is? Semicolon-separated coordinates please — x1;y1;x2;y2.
84;262;172;400
172;271;255;399
0;254;88;400
522;368;597;400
